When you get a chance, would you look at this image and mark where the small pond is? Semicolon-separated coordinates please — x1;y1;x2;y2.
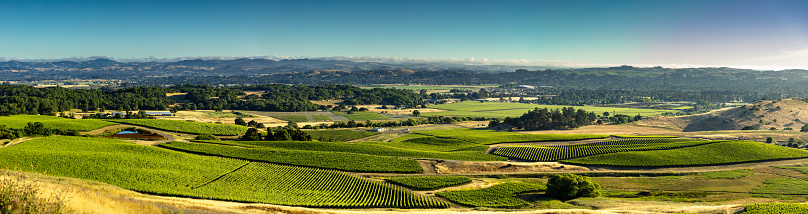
116;130;138;134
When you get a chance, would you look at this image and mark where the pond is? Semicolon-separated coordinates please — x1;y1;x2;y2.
116;130;138;134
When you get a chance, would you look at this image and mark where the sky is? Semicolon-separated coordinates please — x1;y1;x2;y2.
1;0;807;69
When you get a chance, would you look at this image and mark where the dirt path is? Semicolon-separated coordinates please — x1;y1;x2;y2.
2;137;37;148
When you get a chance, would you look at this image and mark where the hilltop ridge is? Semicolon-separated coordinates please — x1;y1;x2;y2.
639;98;808;132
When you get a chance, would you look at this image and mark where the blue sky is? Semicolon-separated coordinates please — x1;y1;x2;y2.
1;0;807;69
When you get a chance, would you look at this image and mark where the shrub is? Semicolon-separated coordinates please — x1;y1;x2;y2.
546;173;600;200
742;126;760;130
195;133;221;141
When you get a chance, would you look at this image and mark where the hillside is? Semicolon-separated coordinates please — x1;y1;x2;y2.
639;98;808;132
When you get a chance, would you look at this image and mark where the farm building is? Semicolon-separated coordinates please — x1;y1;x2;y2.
145;111;172;116
370;127;389;132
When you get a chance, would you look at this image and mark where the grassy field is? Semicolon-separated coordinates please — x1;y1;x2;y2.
159;141;424;172
702;169;756;179
562;141;808;166
191;138;506;162
0;115;116;131
0;136;444;208
494;139;715;162
385;176;472;190
304;129;381;142
417;128;610;144
423;101;678;118
107;119;249;135
436;182;546;208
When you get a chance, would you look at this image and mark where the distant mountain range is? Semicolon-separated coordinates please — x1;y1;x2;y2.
0;57;554;73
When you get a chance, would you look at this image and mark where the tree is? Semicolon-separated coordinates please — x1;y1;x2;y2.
766;137;773;144
235;118;247;126
275;129;291;141
247;120;258;127
412;110;421;117
240;128;262;141
546;174;600;200
801;124;808;132
602;112;610;117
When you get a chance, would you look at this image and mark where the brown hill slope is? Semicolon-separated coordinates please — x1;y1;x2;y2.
639;98;808;132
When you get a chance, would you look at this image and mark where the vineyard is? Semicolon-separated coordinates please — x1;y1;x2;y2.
0;136;446;208
744;203;808;214
304;129;381;142
0;115;115;131
436;182;546;208
193;138;506;161
193;162;449;208
0;136;248;197
416;128;610;144
385;176;472;190
561;141;808;167
107;119;249;135
494;138;715;162
160;141;424;172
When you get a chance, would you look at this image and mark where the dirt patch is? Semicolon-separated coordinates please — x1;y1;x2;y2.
434;160;589;174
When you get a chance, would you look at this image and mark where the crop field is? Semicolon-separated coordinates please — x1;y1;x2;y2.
273;115;309;122
494;139;715;162
193;138;506;161
333;111;389;120
0;136;248;197
0;136;444;208
385;176;472;190
436;182;546;208
0;115;115;131
611;135;679;138
107;119;249;135
194;162;449;208
422;101;678;118
160;141;424;172
417;128;610;144
561;141;808;167
745;203;808;214
304;129;380;142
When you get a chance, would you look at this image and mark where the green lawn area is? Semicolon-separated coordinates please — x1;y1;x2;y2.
0;115;116;131
423;101;677;118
